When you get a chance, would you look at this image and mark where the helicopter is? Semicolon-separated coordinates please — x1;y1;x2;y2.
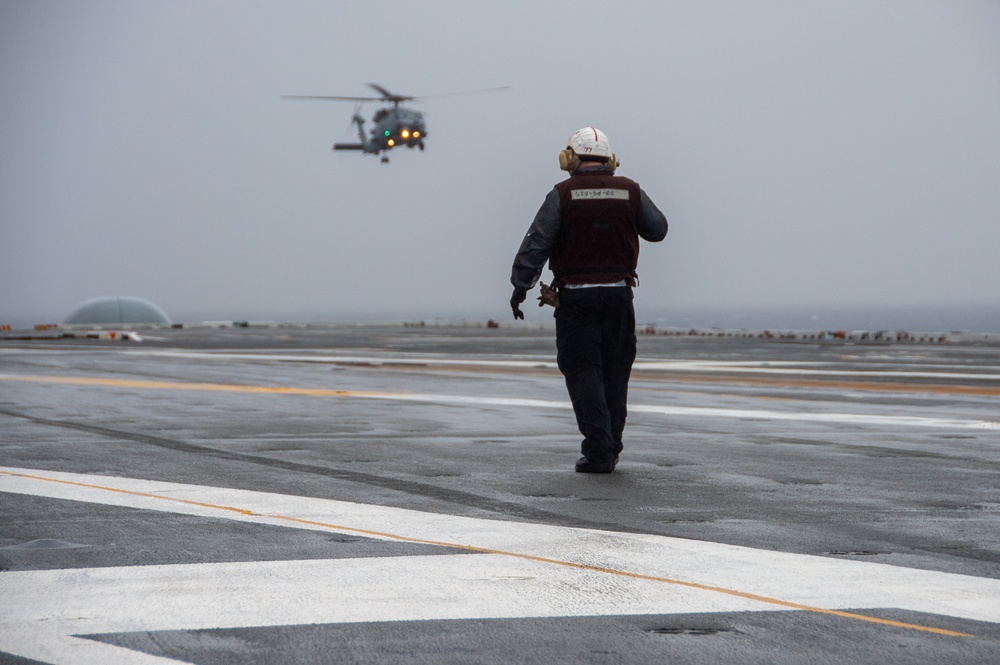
282;83;509;163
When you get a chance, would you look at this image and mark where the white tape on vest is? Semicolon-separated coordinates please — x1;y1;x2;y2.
570;188;630;201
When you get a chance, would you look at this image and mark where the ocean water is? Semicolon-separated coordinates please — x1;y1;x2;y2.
643;304;1000;334
6;302;996;335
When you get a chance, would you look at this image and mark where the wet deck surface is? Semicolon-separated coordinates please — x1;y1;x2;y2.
2;326;999;664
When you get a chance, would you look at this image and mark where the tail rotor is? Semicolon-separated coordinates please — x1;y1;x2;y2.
333;104;368;152
347;104;366;142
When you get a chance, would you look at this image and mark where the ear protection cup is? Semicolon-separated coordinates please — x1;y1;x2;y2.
559;148;580;172
558;147;619;173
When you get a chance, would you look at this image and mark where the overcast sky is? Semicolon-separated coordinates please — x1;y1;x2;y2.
2;1;998;330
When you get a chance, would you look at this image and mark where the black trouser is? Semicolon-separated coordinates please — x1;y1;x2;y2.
554;286;637;464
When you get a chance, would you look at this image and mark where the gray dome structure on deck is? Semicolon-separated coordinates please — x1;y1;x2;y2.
62;296;172;327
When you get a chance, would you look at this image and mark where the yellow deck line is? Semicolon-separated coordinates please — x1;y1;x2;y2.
0;374;396;398
5;369;998;398
0;469;973;638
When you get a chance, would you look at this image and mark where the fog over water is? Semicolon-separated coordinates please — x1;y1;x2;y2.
2;2;998;332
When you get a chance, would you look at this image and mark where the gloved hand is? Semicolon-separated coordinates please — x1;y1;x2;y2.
510;287;527;320
537;282;560;308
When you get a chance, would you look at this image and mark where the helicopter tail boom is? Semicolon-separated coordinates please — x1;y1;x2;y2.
332;143;366;151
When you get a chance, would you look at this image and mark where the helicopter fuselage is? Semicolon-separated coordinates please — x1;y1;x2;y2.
366;107;426;154
285;83;506;162
334;106;426;157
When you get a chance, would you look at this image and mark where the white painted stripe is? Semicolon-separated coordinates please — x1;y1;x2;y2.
634;361;1000;382
5;347;1000;381
3;372;997;429
626;404;1000;430
2;467;999;622
129;350;1000;382
3;467;996;661
0;632;183;665
0;556;772;662
363;393;1000;430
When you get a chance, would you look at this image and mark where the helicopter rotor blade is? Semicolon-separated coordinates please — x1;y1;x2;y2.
367;83;396;99
409;85;512;101
366;83;415;105
283;86;510;104
281;95;383;102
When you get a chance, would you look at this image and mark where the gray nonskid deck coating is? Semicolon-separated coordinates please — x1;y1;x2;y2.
1;326;998;664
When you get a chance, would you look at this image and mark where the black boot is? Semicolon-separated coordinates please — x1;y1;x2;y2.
575;456;615;473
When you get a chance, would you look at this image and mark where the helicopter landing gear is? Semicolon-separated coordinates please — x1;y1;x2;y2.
380;156;389;164
418;141;425;151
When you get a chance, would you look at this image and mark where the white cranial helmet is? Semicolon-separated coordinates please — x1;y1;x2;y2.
566;127;613;161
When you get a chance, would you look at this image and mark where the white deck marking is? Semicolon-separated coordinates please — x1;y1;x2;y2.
118;349;1000;382
4;347;1000;382
2;373;998;429
2;467;998;663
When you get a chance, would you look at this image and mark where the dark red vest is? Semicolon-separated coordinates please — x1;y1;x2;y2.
550;173;642;287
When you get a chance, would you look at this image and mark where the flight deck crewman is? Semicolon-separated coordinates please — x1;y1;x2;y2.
509;127;668;473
